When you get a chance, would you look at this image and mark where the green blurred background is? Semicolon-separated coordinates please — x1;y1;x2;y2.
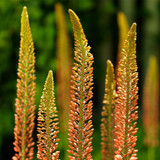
0;0;159;159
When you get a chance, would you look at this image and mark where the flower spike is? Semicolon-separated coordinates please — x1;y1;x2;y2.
101;60;116;160
13;6;36;160
55;3;72;132
68;9;94;159
55;3;72;159
116;12;129;73
114;23;138;160
143;56;159;147
37;70;60;160
143;56;159;160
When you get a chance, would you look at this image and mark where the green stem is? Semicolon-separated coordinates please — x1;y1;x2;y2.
124;52;130;160
22;62;28;160
62;131;69;160
108;76;113;160
46;95;51;159
78;34;86;160
148;146;155;160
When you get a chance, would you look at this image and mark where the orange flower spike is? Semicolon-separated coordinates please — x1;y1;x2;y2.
68;9;94;159
101;60;116;160
116;12;129;74
55;3;72;159
55;3;72;132
143;56;159;147
13;6;36;160
143;56;159;160
115;23;138;160
37;71;60;160
117;12;129;63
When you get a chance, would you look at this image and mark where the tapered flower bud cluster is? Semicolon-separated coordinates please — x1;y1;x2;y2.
55;3;72;132
116;12;129;72
114;23;138;160
37;71;60;160
143;56;159;147
13;6;36;160
101;60;116;160
68;9;94;160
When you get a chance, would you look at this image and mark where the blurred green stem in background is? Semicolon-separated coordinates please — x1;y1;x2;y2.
148;146;155;160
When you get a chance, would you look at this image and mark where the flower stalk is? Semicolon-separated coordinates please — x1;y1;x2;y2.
13;6;36;160
143;56;159;160
114;23;138;160
37;70;60;160
68;9;94;160
101;60;116;160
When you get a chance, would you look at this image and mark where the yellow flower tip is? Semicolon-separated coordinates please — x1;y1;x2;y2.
44;70;54;92
68;9;80;24
106;60;114;82
22;6;28;15
47;70;53;81
68;9;74;14
107;60;114;75
133;22;137;26
68;8;84;39
68;9;74;17
117;11;129;32
23;6;27;10
117;11;124;18
21;6;29;20
127;23;137;41
149;55;158;78
55;2;61;10
107;59;113;68
130;23;137;32
48;70;53;76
